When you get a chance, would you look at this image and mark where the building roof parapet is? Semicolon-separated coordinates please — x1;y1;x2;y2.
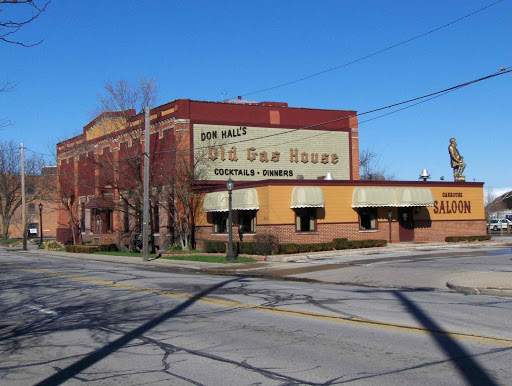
194;178;485;192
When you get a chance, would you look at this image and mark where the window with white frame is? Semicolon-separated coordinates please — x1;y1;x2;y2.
238;210;256;233
359;208;378;230
295;208;317;232
213;212;228;233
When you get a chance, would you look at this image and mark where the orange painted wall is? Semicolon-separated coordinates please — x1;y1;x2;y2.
198;183;484;228
427;186;484;220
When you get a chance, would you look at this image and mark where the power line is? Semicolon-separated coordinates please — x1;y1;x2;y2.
51;66;511;165
154;66;511;155
235;0;504;99
24;147;54;157
265;88;461;148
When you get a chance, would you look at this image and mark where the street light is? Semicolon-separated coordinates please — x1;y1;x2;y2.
38;202;43;246
226;177;236;261
387;210;392;244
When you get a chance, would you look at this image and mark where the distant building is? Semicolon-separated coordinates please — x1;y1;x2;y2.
56;98;486;249
488;191;512;220
6;167;58;240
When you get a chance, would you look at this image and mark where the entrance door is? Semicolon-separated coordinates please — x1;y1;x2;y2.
93;209;103;234
398;208;414;242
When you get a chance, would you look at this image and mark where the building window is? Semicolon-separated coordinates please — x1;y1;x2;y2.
153;204;160;233
92;209;102;233
295;208;317;232
213;212;228;233
80;204;85;232
359;208;378;230
27;185;35;196
105;209;113;232
123;202;130;233
28;203;35;215
92;208;113;233
238;210;256;233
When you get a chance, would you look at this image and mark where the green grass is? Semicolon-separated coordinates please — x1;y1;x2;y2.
165;249;204;254
0;238;21;246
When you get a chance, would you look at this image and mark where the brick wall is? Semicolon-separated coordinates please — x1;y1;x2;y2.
350;127;359;180
195;219;487;249
414;219;487;241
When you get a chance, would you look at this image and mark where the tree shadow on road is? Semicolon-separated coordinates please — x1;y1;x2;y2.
353;288;500;385
392;290;499;385
0;272;241;386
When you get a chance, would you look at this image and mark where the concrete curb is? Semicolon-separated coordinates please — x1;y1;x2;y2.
446;282;512;297
4;240;512;297
265;240;512;262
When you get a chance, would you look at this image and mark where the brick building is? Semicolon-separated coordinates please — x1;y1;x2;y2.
56;98;485;249
5;167;58;240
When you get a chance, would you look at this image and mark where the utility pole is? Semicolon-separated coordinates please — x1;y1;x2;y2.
20;143;27;251
142;106;150;262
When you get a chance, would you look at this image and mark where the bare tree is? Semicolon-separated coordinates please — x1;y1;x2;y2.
91;77;212;251
359;148;395;181
96;77;158;117
0;140;47;239
58;163;79;244
87;77;160;251
485;189;506;221
1;1;51;129
0;0;51;47
0;116;12;130
156;134;210;250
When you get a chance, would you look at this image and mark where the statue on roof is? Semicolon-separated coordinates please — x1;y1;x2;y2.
448;138;466;182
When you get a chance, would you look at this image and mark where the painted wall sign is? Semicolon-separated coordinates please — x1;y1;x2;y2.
433;192;471;214
194;124;350;181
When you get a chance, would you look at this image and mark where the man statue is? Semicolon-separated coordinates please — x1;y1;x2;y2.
448;138;466;181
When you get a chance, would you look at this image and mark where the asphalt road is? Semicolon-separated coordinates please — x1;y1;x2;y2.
1;251;511;385
288;245;512;291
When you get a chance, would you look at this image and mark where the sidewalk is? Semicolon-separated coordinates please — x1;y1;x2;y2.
207;238;512;296
6;237;512;297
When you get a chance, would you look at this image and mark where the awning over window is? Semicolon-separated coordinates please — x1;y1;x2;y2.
203;192;229;212
203;189;259;212
290;187;325;208
233;188;259;210
84;196;115;209
351;187;434;208
400;187;435;207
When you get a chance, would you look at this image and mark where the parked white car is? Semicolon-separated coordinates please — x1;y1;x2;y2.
488;219;512;231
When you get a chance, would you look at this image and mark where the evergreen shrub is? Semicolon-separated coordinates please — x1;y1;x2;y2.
279;243;300;254
447;235;491;242
446;236;468;242
65;245;99;253
97;244;118;252
204;240;226;253
333;238;349;250
237;242;256;255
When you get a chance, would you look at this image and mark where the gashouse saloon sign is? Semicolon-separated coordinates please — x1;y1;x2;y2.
433;192;471;214
194;124;350;181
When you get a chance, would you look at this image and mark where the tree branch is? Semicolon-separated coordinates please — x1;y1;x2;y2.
0;0;51;47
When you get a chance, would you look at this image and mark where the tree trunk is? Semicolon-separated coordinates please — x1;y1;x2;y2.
1;216;10;239
68;210;77;245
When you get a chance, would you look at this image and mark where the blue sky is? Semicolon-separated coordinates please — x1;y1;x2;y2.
1;0;511;194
